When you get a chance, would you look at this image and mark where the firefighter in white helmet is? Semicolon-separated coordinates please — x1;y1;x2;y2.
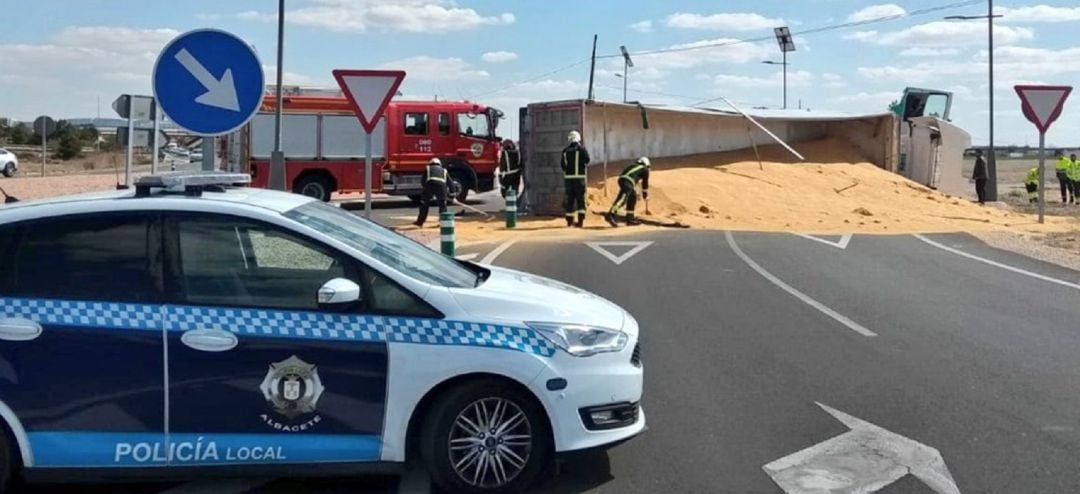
561;130;590;227
414;158;448;227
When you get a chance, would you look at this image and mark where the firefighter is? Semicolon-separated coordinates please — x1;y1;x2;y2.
1055;150;1071;203
561;130;590;227
499;139;523;198
414;158;448;227
1069;153;1080;205
1024;167;1039;204
605;157;651;227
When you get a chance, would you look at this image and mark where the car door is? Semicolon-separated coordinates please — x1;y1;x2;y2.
0;213;166;468
398;110;433;165
162;212;418;466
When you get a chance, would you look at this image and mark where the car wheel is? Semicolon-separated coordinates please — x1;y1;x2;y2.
293;174;332;202
2;163;15;178
421;379;551;494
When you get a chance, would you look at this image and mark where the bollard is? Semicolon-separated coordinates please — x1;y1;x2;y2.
505;188;517;229
440;211;455;256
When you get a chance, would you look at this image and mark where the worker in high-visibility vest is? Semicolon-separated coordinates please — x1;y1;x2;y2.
1024;167;1039;204
1055;151;1072;203
561;130;590;227
605;157;651;227
1068;153;1080;206
414;158;448;227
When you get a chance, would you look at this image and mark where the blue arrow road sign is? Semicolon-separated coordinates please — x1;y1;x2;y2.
153;29;264;136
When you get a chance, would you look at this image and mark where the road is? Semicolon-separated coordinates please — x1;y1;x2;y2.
22;207;1080;492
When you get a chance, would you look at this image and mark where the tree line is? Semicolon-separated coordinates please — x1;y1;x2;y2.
0;120;102;160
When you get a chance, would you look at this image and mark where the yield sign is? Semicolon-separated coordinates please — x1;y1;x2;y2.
586;241;653;265
333;69;406;133
1014;85;1072;134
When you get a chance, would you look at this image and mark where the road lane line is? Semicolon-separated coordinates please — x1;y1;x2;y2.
480;237;520;265
792;233;852;249
456;253;479;261
725;232;877;337
913;234;1080;291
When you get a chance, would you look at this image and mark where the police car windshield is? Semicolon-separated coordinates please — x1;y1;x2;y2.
283;201;477;288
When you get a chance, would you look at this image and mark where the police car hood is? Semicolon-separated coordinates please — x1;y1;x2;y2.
449;265;628;333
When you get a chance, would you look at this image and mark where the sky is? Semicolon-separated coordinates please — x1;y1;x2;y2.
2;0;1079;146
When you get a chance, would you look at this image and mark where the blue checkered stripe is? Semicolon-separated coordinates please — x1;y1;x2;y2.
386;319;556;357
0;298;158;331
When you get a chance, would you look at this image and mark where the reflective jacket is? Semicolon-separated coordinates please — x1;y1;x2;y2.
1068;159;1080;181
1025;167;1039;186
619;162;650;190
1057;157;1071;172
424;163;447;184
500;147;522;176
561;143;590;180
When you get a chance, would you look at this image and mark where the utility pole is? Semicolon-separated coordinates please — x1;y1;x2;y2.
269;0;287;190
586;35;597;101
619;45;634;104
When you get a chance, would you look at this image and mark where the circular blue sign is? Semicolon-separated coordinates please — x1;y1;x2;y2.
153;29;264;136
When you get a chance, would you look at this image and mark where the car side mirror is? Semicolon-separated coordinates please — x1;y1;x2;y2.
317;278;362;306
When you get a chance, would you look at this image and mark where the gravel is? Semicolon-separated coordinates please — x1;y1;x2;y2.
0;173;129;202
970;230;1080;273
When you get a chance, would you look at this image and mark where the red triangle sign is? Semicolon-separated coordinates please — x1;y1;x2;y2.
333;69;406;134
1015;85;1072;134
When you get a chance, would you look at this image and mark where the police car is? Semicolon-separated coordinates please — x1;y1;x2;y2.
0;172;644;493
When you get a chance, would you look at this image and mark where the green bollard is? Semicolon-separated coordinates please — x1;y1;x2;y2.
505;188;517;229
440;211;455;256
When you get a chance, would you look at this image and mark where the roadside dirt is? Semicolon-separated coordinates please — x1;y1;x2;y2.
445;138;1078;243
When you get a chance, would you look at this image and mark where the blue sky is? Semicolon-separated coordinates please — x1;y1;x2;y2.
2;0;1079;145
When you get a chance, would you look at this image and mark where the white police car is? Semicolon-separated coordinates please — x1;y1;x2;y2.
0;172;643;492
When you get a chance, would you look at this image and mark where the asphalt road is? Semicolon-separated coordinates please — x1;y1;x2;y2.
22;225;1080;493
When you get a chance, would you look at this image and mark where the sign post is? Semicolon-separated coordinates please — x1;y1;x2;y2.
1014;85;1072;224
153;29;264;174
113;95;154;187
33;116;56;177
333;69;406;218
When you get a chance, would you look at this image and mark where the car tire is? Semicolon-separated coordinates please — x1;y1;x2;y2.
2;163;15;178
293;174;332;202
420;379;552;494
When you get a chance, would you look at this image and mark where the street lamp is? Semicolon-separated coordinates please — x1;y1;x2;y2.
945;0;1003;201
619;45;634;104
269;0;287;190
771;27;795;110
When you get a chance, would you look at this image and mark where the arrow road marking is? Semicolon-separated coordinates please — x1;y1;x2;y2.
764;402;960;494
586;241;654;266
175;48;240;112
794;233;853;250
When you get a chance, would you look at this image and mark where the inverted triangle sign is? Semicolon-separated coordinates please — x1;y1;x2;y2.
1015;85;1072;134
586;241;653;266
333;69;406;133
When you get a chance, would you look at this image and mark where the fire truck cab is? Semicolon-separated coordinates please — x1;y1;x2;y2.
229;89;504;203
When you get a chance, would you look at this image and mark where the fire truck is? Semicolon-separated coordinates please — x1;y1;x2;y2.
226;88;504;202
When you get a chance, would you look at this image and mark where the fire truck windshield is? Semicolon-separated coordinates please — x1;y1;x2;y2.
458;112;492;139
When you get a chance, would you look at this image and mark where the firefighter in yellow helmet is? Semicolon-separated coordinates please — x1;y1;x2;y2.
605;157;651;227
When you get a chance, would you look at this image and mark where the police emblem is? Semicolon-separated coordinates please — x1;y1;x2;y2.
259;355;324;420
471;143;484;158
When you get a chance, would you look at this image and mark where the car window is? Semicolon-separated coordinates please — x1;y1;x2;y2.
457;112;489;137
438;113;450;135
405;112;429;136
5;214;158;302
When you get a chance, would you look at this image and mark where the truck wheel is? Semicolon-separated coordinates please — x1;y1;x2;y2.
449;170;471;203
293;174;333;202
420;379;551;494
2;163;15;178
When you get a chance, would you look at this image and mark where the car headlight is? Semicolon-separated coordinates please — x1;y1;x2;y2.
527;322;628;357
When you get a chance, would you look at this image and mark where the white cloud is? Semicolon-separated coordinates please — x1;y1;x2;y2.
481;51;518;63
822;73;846;88
712;70;816;89
847;4;906;23
826;91;898;109
629;20;654;33
262;65;324;86
629;38;774;70
997;5;1080;23
898;47;962;57
239;0;514;33
666;12;785;31
852;21;1033;47
379;56;489;81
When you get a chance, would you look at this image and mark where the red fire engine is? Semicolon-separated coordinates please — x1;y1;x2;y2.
228;89;504;202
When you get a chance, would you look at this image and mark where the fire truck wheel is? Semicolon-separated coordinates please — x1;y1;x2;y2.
294;174;333;202
449;171;471;204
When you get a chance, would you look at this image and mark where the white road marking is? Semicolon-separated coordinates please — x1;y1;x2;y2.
586;241;655;266
913;234;1080;291
455;253;480;261
764;402;961;494
793;233;852;250
725;232;877;337
157;478;272;494
480;237;520;265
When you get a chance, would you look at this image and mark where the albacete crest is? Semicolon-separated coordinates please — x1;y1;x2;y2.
259;355;324;419
471;143;484;158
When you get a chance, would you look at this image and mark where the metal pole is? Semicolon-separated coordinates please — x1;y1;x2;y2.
622;61;628;104
987;0;997;201
586;34;597;101
202;136;214;172
364;132;373;218
269;0;287;191
126;114;134;186
151;100;159;174
782;51;788;110
41;125;46;177
1037;133;1045;224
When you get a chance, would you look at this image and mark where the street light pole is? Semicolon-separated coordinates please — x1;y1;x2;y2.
772;27;795;110
782;50;788;109
619;45;634;104
269;0;287;191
